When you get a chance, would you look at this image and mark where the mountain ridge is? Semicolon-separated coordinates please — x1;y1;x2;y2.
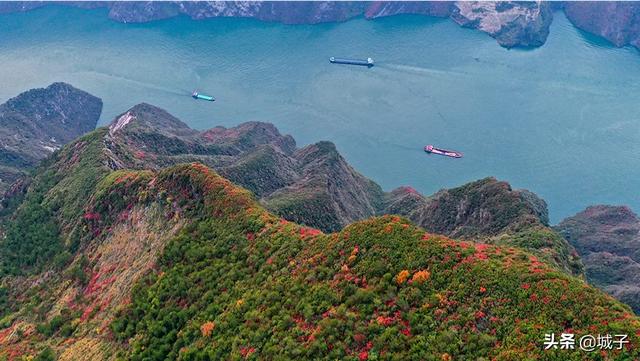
77;102;581;277
1;159;638;360
0;94;637;359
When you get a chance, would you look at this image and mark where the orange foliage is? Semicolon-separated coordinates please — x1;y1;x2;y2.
200;321;215;337
395;270;410;285
411;270;430;284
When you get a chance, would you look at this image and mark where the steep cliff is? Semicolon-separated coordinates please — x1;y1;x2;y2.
1;1;556;49
564;1;640;49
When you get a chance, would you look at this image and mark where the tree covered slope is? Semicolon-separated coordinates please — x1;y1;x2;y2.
0;155;638;359
64;103;580;278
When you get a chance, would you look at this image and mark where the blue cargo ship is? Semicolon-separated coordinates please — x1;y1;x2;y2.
192;90;215;102
329;57;374;67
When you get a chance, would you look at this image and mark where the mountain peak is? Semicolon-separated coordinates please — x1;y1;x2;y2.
0;83;102;191
108;103;196;138
201;121;296;154
1;82;102;143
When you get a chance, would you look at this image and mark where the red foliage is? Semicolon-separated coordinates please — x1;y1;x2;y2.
403;186;418;194
117;210;129;222
299;227;321;238
239;346;256;359
83;212;101;221
80;304;95;322
376;316;394;327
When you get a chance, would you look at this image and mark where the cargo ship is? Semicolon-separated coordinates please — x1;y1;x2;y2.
329;57;374;67
424;145;463;158
192;90;215;102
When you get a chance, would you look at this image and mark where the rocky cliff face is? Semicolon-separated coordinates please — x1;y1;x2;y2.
1;1;555;49
563;1;640;49
0;83;102;192
106;1;554;48
556;205;640;313
7;1;640;50
385;177;549;239
451;1;552;48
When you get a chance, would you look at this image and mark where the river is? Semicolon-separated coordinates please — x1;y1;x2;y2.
1;5;639;223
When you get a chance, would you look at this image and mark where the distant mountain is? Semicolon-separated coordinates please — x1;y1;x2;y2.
0;146;638;359
556;205;640;313
385;178;550;239
0;82;102;192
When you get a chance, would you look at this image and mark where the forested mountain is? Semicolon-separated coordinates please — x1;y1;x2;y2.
0;103;638;360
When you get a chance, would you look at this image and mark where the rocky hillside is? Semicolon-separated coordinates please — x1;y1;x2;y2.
450;1;552;48
383;178;583;276
556;205;640;313
0;143;638;359
0;83;102;192
101;103;384;233
384;178;549;239
563;1;640;49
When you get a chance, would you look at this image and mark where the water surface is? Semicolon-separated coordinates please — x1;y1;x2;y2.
1;6;639;223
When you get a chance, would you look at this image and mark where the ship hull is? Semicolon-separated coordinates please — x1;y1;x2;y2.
424;146;463;158
192;93;215;102
329;57;374;67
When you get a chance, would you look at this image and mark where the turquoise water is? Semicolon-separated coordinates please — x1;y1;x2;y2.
1;6;639;223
